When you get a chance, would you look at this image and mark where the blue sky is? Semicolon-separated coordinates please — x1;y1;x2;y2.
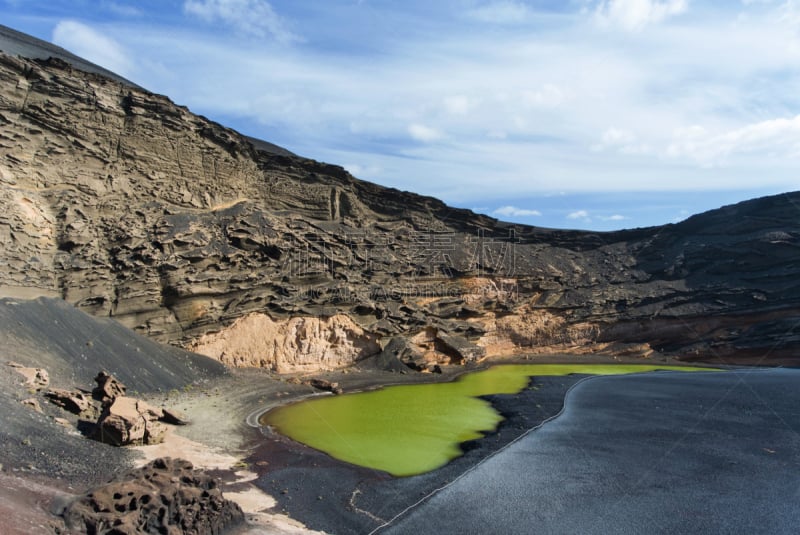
2;0;800;230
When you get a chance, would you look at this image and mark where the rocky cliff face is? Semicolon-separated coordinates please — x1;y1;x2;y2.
0;45;798;371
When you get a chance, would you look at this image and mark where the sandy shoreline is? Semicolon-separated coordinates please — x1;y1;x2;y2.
128;363;492;534
127;355;722;534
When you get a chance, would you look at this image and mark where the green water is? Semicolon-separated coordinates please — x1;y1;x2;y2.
263;363;717;477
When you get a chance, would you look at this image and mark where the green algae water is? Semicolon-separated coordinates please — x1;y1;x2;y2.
263;364;716;476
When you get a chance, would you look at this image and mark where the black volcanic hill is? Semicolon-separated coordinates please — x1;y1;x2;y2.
0;25;798;369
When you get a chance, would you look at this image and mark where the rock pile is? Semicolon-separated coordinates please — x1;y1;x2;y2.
40;370;186;446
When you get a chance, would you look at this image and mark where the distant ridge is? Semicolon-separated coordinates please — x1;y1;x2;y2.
0;23;142;88
0;23;295;157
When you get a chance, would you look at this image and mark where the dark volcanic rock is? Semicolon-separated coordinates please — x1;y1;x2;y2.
0;297;226;487
435;333;486;363
306;378;341;394
160;407;189;426
62;457;244;535
0;34;797;366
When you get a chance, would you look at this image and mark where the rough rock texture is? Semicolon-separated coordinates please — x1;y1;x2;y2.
62;457;245;535
0;43;798;367
187;313;381;372
306;378;343;395
93;370;127;403
44;387;96;416
96;396;167;446
7;361;49;389
0;298;227;496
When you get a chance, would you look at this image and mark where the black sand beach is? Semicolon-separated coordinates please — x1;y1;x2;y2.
247;373;588;534
381;368;800;534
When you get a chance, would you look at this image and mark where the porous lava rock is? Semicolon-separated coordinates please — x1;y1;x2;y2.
62;457;244;535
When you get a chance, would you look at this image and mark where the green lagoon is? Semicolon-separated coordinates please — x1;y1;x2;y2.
263;364;717;476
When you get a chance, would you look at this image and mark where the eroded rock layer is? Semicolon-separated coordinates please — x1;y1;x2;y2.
0;49;798;368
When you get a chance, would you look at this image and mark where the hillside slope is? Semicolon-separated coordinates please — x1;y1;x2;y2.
0;37;798;369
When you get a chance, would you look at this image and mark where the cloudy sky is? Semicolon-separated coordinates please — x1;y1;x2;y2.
3;0;800;230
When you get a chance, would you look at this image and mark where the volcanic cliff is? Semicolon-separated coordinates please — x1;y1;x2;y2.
0;30;798;372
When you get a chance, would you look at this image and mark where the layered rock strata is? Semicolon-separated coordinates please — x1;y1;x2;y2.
0;48;797;368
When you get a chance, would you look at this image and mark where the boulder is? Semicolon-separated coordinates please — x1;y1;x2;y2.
96;396;166;446
44;388;96;416
436;333;486;364
380;336;426;371
307;378;344;395
62;457;245;535
92;370;126;403
160;407;189;426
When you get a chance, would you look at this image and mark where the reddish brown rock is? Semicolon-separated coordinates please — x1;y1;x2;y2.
20;397;42;413
44;388;95;416
92;371;127;404
96;397;166;446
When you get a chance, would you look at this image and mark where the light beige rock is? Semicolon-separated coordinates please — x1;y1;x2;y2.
20;398;42;413
7;362;49;389
188;313;381;373
473;306;600;357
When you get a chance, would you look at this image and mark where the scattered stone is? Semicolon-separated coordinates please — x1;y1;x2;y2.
307;378;343;395
7;362;50;389
160;407;189;426
44;388;95;416
20;397;42;413
92;370;126;404
62;457;245;535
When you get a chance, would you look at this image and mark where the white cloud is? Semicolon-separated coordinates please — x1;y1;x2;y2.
408;123;444;142
466;1;532;24
78;1;800;205
52;20;134;77
521;84;565;108
667;115;800;165
600;214;628;221
592;127;651;155
183;0;298;42
492;206;542;217
443;95;477;115
567;210;591;220
595;0;689;31
343;163;382;178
